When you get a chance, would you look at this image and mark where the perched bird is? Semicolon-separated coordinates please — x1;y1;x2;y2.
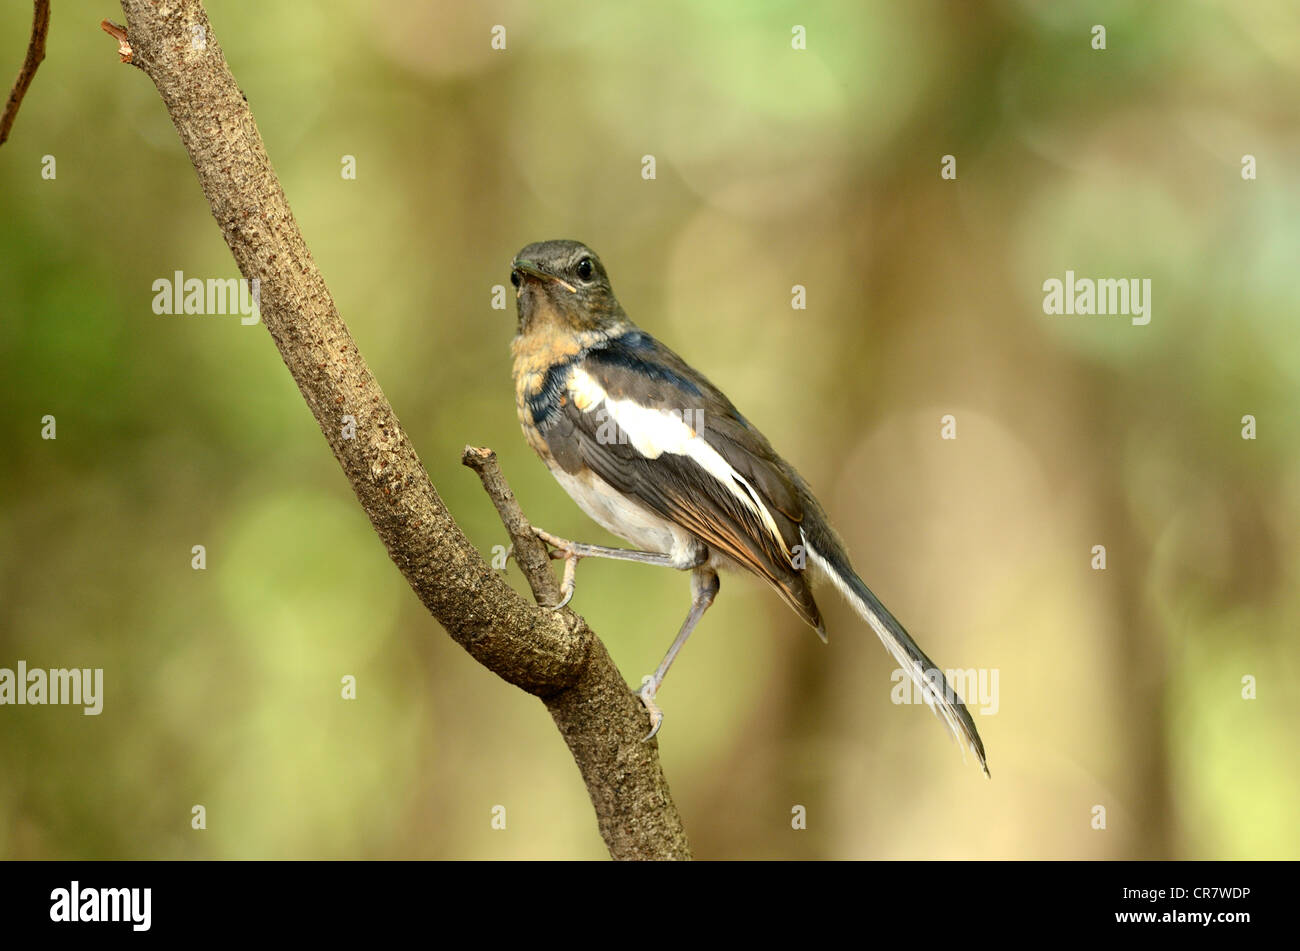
509;239;988;775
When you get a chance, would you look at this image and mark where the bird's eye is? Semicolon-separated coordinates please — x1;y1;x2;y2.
510;268;522;289
575;257;594;282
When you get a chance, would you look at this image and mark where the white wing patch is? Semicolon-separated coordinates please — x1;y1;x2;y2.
568;367;790;558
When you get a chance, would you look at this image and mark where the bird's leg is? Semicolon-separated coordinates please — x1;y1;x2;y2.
532;527;677;610
638;566;719;741
533;527;678;566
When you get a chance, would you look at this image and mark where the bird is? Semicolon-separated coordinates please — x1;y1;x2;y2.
508;238;988;776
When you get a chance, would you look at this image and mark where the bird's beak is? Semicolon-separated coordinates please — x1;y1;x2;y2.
512;260;576;295
512;260;549;281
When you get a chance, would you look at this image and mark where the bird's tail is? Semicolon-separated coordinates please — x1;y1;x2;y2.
801;525;989;777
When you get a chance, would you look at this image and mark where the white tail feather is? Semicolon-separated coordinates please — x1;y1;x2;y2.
805;539;989;776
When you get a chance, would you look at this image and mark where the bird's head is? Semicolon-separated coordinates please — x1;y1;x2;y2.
511;240;626;336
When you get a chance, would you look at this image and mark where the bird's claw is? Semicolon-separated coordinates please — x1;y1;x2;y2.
550;567;576;611
534;527;580;611
533;527;570;554
638;677;663;741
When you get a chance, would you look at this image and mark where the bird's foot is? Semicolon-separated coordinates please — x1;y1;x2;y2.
533;527;580;610
533;527;573;553
637;675;664;741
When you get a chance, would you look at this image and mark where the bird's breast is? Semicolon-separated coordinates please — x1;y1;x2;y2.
512;326;609;466
547;464;694;561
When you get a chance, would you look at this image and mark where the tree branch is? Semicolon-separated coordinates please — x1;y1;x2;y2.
0;0;51;146
111;0;689;860
461;447;563;607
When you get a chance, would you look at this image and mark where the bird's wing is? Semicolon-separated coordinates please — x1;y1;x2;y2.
536;330;822;630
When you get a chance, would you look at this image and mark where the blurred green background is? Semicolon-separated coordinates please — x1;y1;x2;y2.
1;0;1297;859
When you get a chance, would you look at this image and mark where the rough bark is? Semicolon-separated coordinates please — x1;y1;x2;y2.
110;0;689;860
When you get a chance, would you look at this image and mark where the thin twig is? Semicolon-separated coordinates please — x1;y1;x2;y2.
0;0;51;146
461;446;561;606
